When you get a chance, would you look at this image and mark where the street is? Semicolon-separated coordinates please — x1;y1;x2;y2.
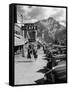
15;48;48;85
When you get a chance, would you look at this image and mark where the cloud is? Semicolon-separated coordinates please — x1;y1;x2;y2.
51;8;66;26
17;5;66;25
51;9;66;20
22;6;47;21
27;7;45;19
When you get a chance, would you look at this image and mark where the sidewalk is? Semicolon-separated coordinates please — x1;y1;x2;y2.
15;49;48;85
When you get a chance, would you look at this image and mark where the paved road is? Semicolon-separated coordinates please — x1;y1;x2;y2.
15;48;48;85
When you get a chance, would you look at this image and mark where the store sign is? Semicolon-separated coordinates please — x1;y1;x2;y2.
21;24;37;30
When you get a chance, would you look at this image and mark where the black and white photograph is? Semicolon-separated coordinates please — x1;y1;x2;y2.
10;4;67;86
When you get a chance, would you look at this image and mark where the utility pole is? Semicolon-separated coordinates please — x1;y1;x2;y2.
21;14;24;57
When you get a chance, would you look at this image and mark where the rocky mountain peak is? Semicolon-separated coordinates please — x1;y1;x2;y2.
35;17;66;43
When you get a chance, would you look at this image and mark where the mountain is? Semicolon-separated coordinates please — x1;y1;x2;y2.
35;17;66;43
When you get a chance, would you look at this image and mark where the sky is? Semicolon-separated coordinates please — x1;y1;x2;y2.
17;5;66;26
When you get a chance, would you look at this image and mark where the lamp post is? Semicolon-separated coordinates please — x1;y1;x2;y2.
21;14;25;57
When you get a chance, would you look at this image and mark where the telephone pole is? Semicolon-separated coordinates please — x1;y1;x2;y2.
21;14;25;57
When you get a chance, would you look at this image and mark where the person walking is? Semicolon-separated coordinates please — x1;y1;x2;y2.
27;44;32;59
33;45;38;60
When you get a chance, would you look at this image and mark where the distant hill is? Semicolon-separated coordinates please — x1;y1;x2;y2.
35;17;66;43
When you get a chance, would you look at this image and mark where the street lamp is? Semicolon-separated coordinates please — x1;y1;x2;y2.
21;14;25;57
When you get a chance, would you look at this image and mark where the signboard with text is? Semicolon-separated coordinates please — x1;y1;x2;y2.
21;23;37;31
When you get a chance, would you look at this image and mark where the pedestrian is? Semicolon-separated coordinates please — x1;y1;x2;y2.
33;46;38;60
43;44;47;54
27;44;32;59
